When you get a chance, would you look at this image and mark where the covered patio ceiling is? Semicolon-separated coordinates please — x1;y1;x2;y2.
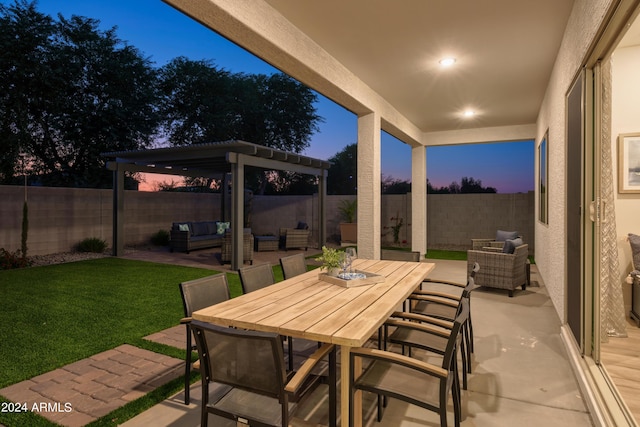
163;0;575;141
103;141;331;269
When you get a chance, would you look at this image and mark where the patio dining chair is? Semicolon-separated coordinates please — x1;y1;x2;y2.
238;262;276;294
350;299;469;427
407;263;480;388
191;320;336;427
388;293;472;390
179;273;230;405
239;263;299;372
279;253;308;280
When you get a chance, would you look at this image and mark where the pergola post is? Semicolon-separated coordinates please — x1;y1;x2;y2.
230;155;245;270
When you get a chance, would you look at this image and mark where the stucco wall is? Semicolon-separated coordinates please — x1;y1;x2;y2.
612;44;640;313
0;185;533;256
535;0;614;322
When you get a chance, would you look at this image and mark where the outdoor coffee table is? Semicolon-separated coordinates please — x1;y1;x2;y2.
193;258;434;427
254;235;279;251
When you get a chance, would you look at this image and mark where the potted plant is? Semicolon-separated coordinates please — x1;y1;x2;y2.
338;199;357;244
315;246;343;276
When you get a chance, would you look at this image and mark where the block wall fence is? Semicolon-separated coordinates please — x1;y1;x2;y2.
0;185;534;256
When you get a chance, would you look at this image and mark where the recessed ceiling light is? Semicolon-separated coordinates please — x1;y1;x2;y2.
439;57;456;67
462;110;475;117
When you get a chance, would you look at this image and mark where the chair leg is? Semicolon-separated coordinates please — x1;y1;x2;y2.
288;337;294;372
184;325;191;405
463;324;472;373
460;338;468;390
468;312;474;353
452;351;461;427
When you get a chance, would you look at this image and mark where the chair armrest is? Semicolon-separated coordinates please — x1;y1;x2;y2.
482;246;503;252
471;238;493;250
412;289;462;301
284;343;334;394
407;293;459;308
351;347;447;378
390;311;454;329
385;317;451;338
180;317;192;324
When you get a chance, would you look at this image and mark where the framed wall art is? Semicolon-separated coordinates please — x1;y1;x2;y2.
618;133;640;193
538;130;548;223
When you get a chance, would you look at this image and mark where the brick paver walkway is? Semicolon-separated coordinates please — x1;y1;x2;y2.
0;344;182;427
144;325;186;350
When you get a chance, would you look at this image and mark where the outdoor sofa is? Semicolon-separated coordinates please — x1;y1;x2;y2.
170;221;229;253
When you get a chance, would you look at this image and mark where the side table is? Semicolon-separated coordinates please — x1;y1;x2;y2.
255;235;279;252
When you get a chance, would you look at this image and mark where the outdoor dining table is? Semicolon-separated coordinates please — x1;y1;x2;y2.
192;258;435;427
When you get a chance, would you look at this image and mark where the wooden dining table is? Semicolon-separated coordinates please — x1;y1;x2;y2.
192;258;435;427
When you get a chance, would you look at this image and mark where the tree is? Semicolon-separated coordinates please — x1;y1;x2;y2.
382;174;411;194
157;57;235;146
0;0;53;184
460;176;496;193
0;1;160;187
158;59;322;154
327;143;357;195
427;176;497;194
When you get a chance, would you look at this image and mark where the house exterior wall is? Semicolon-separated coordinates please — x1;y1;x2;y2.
535;0;614;322
612;44;640;314
0;185;533;256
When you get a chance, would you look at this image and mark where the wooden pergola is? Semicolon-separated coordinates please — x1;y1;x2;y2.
103;141;331;270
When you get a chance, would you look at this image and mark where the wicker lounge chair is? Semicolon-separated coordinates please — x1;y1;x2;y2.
279;227;310;250
221;228;254;265
467;244;529;297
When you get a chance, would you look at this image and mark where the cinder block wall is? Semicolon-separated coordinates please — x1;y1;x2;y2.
427;193;535;251
0;185;534;255
0;186;220;255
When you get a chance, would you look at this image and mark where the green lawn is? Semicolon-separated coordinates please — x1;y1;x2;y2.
0;258;244;388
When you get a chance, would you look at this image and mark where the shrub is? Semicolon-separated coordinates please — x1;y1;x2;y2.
0;248;31;270
150;229;170;246
76;237;107;253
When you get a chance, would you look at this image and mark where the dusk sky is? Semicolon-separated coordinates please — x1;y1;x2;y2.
17;0;534;193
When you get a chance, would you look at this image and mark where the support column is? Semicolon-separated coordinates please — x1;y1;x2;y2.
357;112;381;259
412;145;427;257
112;164;124;256
318;170;327;247
231;156;245;270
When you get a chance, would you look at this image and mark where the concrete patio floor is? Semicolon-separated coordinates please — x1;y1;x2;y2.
121;256;593;427
0;248;593;426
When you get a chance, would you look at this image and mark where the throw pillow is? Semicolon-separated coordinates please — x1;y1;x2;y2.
629;233;640;271
496;230;519;242
178;223;190;232
502;237;523;254
217;221;230;235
